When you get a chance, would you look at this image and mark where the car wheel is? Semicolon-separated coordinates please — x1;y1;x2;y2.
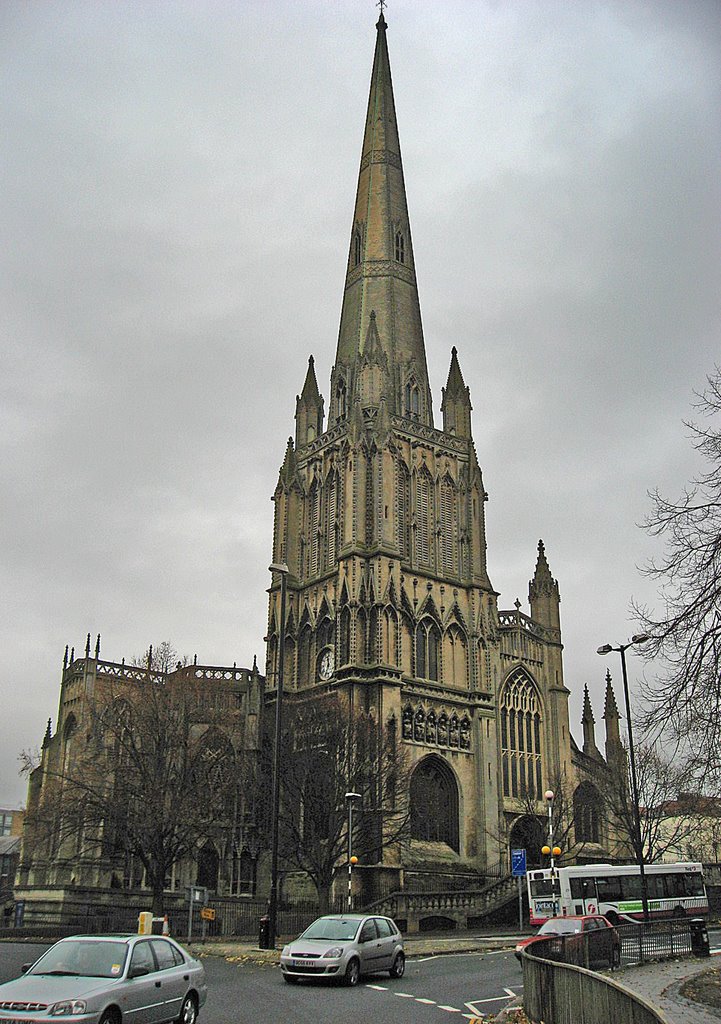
176;994;198;1024
389;952;405;979
98;1012;120;1024
343;958;360;987
283;974;299;984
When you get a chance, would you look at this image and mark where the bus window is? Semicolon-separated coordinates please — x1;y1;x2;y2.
664;873;686;898
686;873;705;897
570;877;594;901
530;878;555;897
623;874;642;899
596;876;622;902
646;875;665;900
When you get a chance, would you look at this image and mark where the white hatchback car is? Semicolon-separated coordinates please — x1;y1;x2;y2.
280;913;405;986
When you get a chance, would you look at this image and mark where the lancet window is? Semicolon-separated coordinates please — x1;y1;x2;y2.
500;668;542;800
395;230;405;264
414;468;433;568
440;477;458;576
415;618;440;681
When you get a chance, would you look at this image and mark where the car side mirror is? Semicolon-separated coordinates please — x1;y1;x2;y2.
129;965;150;979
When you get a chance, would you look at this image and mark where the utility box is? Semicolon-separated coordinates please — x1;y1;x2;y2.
690;918;710;957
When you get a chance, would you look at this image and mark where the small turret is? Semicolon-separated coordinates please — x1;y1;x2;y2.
603;669;623;764
582;684;600;757
441;347;472;438
528;540;560;630
295;356;324;448
42;718;52;749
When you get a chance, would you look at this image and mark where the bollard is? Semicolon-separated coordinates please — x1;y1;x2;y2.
690;918;710;957
258;914;271;949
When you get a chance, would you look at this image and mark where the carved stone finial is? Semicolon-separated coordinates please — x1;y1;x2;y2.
95;634;101;658
85;633;91;657
63;645;69;669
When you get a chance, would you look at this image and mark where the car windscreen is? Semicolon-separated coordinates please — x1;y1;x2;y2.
539;920;582;936
30;940;130;978
300;918;361;942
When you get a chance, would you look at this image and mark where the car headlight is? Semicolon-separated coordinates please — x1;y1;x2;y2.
281;946;290;957
50;999;88;1016
323;946;344;958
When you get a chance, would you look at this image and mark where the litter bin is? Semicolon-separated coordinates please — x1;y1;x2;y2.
258;915;271;949
690;918;710;958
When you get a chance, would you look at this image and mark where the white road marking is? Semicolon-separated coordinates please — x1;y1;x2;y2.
438;1005;461;1012
394;992;416;998
366;984;388;990
504;988;517;997
416;998;436;1004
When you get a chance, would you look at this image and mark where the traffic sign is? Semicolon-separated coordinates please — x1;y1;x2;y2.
511;848;527;876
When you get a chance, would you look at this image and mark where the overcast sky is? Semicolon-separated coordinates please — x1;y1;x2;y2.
2;0;720;807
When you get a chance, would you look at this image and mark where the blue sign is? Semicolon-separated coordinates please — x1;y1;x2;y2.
511;848;527;877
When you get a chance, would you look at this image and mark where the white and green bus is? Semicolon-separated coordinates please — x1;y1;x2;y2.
527;862;708;925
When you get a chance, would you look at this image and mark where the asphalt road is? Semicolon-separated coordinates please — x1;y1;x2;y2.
0;942;524;1023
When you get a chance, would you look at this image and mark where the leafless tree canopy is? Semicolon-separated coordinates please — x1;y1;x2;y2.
635;368;721;786
602;740;700;863
267;695;410;910
28;670;242;915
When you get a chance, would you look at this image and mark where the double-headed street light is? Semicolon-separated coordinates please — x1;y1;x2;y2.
541;789;561;917
345;792;362;910
597;633;650;922
266;562;289;949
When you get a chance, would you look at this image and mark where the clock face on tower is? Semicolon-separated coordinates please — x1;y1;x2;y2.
318;648;335;681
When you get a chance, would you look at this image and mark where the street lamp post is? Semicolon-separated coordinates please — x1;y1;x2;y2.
266;562;289;949
542;790;561;917
345;792;361;910
597;634;650;922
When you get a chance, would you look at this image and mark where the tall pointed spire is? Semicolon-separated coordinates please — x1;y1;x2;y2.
330;13;432;427
581;684;599;757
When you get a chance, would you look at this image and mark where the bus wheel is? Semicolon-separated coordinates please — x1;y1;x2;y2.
673;905;686;919
606;911;620;926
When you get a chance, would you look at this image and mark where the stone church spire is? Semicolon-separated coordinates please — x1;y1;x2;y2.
581;684;600;758
330;12;432;427
441;347;472;438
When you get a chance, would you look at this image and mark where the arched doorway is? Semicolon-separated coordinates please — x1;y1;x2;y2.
410;755;459;852
509;815;545;869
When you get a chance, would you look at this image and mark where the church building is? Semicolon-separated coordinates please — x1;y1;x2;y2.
266;12;624;898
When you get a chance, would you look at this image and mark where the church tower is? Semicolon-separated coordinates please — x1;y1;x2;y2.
266;13;579;892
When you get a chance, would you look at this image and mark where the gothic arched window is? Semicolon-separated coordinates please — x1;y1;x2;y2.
339;606;351;666
397;460;411;558
395;230;405;264
336;379;347;421
415;618;440;680
415;468;434;568
500;668;542;800
410;755;459;851
440;476;458;576
574;782;603;844
354;229;362;267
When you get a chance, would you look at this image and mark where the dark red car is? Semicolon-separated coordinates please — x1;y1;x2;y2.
515;914;621;969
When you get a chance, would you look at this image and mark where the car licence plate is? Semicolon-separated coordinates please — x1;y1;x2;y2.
292;959;315;968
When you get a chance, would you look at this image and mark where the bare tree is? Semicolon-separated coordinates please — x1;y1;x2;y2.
266;695;410;912
25;668;241;915
635;368;721;786
602;739;699;863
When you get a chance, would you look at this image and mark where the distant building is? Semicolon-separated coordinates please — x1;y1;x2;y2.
17;640;263;923
0;807;24;923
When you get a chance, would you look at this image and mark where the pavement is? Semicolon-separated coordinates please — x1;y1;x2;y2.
188;930;721;1023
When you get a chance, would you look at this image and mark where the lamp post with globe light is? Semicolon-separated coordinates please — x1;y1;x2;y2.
541;789;562;917
597;634;650;921
345;792;361;910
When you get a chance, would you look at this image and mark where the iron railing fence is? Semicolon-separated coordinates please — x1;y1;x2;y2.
617;918;693;966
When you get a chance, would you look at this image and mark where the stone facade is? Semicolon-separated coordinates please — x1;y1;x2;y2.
265;14;625;898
